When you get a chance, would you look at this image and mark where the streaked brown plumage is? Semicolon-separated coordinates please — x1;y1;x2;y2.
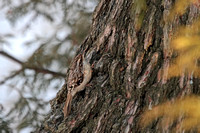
63;56;92;118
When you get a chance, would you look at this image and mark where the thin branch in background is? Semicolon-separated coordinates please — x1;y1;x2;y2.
0;51;23;65
25;65;66;77
0;69;22;85
0;51;66;78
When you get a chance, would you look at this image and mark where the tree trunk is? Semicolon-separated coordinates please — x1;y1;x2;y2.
37;0;200;132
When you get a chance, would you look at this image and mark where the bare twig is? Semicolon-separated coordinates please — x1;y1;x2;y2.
0;51;66;79
0;51;23;65
0;69;22;85
25;65;65;77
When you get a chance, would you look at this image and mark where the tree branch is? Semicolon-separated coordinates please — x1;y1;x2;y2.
0;51;23;65
25;65;66;77
0;69;22;85
0;51;66;78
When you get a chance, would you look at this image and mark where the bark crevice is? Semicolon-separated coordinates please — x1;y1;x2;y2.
37;0;200;132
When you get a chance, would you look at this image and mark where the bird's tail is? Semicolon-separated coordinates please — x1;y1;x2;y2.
63;93;72;118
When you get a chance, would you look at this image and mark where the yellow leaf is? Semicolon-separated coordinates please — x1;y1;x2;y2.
140;95;200;131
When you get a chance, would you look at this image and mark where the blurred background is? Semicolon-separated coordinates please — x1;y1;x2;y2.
0;0;98;132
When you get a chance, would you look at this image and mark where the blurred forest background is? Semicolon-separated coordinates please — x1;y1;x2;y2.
0;0;98;132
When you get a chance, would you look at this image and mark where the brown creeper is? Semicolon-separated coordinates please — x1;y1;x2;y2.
63;55;92;118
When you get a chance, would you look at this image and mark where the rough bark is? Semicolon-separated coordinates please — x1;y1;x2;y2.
37;0;200;132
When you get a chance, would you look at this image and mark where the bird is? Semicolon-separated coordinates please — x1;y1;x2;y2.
63;55;92;118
